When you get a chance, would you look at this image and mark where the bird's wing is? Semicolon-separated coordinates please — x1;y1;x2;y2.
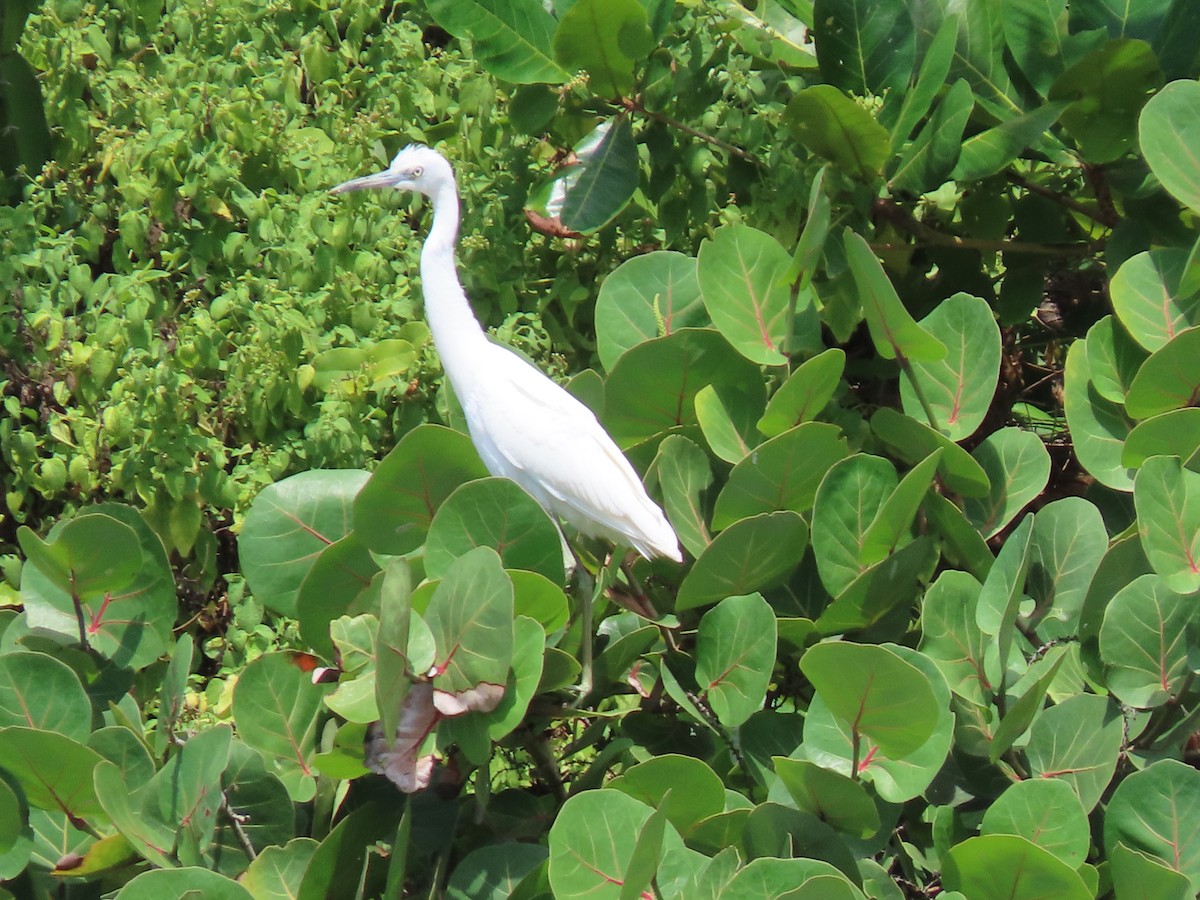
461;345;675;554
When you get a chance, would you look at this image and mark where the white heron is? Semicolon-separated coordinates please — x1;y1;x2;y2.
333;145;681;688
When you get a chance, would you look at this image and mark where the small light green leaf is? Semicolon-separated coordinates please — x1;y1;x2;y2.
1063;341;1136;489
1104;760;1200;893
870;408;990;497
695;383;763;464
695;593;776;728
861;450;941;565
919;570;990;703
786;85;890;179
977;514;1033;691
963;427;1051;538
757;348;845;437
676;511;808;612
553;0;651;97
1085;316;1147;404
989;647;1068;761
697;225;793;366
426;478;564;585
1122;408;1200;468
296;532;381;660
1125;327;1200;419
713;423;848;531
1026;497;1107;639
353;425;489;556
426;0;567;84
609;754;725;836
844;230;946;363
900;293;1001;440
240;469;370;616
1135;455;1200;592
1139;78;1200;213
595;251;706;372
800;642;940;759
811;454;897;597
944;835;1091;900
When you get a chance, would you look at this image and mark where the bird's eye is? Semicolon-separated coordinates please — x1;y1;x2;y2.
412;166;423;177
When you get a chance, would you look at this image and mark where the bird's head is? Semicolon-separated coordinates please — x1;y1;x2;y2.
331;144;453;198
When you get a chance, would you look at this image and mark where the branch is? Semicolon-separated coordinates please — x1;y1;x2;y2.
620;97;761;165
873;198;1100;256
1007;171;1117;228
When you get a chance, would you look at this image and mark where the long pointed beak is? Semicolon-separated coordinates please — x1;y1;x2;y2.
331;168;401;194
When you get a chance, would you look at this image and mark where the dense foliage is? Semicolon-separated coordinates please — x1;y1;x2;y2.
3;0;1200;897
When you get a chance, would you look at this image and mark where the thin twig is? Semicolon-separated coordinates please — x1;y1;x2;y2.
1006;172;1117;228
221;793;258;861
620;97;761;164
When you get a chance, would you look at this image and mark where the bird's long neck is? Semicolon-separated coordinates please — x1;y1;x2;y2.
419;181;489;392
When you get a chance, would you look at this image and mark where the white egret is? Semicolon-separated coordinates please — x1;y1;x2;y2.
333;146;681;689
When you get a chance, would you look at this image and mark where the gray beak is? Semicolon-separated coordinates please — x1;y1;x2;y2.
331;168;401;194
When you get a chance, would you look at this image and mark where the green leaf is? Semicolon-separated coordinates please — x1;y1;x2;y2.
561;117;639;233
923;491;994;579
548;791;664;900
94;761;175;868
446;843;548;900
1084;315;1147;404
844;230;946;362
604;328;761;447
1111;842;1193;900
19;505;175;671
942;0;1021;118
758;348;845;437
425;546;514;702
426;0;567;84
944;835;1091;900
1100;574;1200;708
1026;497;1107;639
811;454;897;596
1105;759;1200;893
152;725;232;861
900;293;1001;440
353;425;489;556
694;383;763;464
1135;455;1200;592
697;224;793;366
989;647;1068;761
1110;248;1200;352
0;727;104;822
741;804;860;881
1062;341;1136;489
721;857;863;899
242;839;320;900
889;16;958;151
800;642;940;759
155;635;194;757
1049;38;1163;163
713;423;848;531
772;758;881;839
609;754;725;837
676;511;808;611
552;0;651;97
976;514;1033;691
296;803;399;900
650;435;711;558
963;427;1051;538
919;570;991;703
17;514;139;600
982;779;1089;868
426;478;564;585
786;86;890;179
0;652;91;741
817;537;936;634
115;867;254;899
231;652;329;802
889;79;974;195
1125;327;1200;419
595;251;706;372
813;0;915;95
239;469;369;617
1123;408;1200;467
296;532;381;660
870;408;991;496
1026;693;1122;812
1139;78;1200;213
695;593;776;728
860;450;941;565
952;102;1065;181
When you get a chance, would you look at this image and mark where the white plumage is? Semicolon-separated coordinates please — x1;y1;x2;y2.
333;145;681;563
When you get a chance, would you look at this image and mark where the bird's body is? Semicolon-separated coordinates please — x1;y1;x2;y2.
334;146;681;563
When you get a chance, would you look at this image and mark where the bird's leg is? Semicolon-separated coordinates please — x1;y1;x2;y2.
568;546;621;705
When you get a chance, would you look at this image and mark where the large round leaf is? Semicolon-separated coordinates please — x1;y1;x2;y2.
116;866;253;899
446;842;548;900
595;251;706;372
548;790;666;900
1105;760;1200;893
944;835;1091;900
426;0;567;84
353;425;488;556
1139;78;1200;213
609;754;726;836
1110;248;1200;352
1125;326;1200;419
799;642;939;760
0;652;91;741
426;478;564;585
981;779;1090;868
811;454;897;597
962;427;1050;539
1026;497;1107;639
695;593;776;728
757;348;845;438
1135;455;1200;593
900;293;1000;441
296;532;381;659
1025;693;1122;812
1062;341;1135;490
552;0;650;97
1122;408;1200;467
697;225;793;366
1101;574;1199;708
239;470;369;616
0;727;105;822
